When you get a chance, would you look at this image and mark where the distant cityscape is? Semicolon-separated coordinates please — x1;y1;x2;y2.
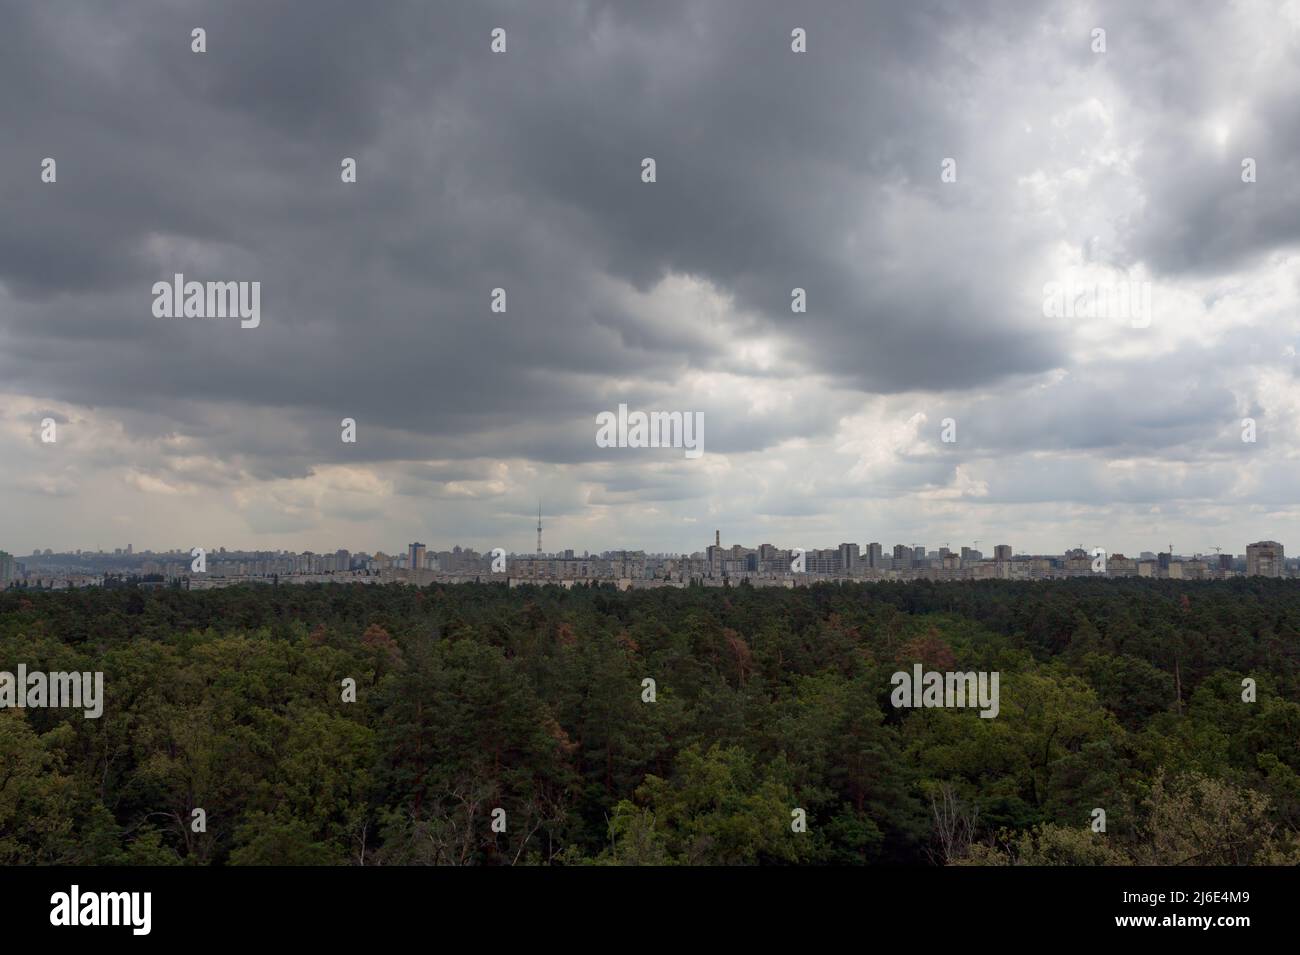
0;533;1291;591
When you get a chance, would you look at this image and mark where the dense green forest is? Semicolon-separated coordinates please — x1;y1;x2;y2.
2;578;1299;865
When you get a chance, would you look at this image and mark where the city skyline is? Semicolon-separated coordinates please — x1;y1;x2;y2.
6;533;1290;566
6;534;1290;591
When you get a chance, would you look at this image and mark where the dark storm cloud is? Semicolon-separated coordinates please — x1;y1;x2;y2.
1093;0;1300;274
0;0;1068;467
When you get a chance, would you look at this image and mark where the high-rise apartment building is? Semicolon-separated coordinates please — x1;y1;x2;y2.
994;544;1012;561
707;532;723;575
838;543;859;571
804;549;839;574
866;542;883;568
1246;541;1284;577
409;542;426;573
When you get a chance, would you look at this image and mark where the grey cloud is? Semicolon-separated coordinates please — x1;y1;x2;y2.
2;0;1298;554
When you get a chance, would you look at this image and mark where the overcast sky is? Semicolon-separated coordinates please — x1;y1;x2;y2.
3;0;1300;558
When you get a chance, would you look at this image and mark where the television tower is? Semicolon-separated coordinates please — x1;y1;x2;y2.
536;502;543;557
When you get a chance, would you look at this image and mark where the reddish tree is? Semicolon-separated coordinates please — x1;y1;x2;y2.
896;626;956;670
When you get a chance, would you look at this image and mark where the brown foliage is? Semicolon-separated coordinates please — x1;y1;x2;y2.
896;626;956;670
723;627;753;686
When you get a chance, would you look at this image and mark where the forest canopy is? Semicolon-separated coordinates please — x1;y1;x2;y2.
2;578;1298;866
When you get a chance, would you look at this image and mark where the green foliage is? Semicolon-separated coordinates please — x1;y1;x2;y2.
1;578;1298;865
597;744;808;865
